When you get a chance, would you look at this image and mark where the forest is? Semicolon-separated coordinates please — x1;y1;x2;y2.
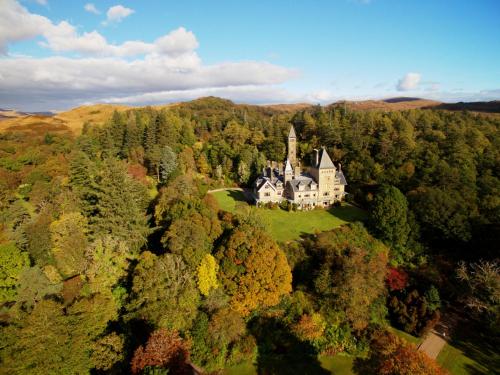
0;96;498;374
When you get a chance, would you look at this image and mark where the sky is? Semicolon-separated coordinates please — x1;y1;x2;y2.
0;0;499;111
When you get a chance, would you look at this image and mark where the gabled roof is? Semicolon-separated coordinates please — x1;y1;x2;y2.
288;125;297;139
285;158;293;172
318;147;335;169
256;178;276;192
336;171;347;185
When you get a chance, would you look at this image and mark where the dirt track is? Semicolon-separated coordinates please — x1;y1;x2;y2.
418;332;447;359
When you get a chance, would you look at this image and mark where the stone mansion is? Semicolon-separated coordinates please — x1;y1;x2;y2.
253;126;347;209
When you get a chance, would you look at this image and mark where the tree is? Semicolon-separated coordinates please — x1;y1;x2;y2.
197;254;219;296
0;242;29;304
90;332;125;371
163;213;213;269
85;236;133;296
50;212;88;278
160;146;177;182
312;224;389;331
215;224;292;316
15;266;62;310
127;252;200;330
409;187;471;242
91;159;150;252
355;331;449;375
456;260;499;323
369;185;411;262
131;329;191;375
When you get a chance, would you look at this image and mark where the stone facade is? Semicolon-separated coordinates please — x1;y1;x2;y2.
253;126;347;209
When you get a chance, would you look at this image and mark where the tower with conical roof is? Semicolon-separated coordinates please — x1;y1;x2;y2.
311;147;337;206
288;125;297;168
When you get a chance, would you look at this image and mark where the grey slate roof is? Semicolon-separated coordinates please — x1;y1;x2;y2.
289;176;318;192
288;125;297;139
336;171;347;185
318;147;335;169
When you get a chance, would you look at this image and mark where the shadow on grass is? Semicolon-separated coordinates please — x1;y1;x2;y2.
249;316;329;375
227;189;249;203
446;320;500;374
326;204;367;223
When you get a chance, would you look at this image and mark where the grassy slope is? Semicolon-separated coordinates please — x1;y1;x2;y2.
210;189;366;242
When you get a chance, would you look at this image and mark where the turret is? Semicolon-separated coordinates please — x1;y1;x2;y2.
288;125;297;168
284;159;293;184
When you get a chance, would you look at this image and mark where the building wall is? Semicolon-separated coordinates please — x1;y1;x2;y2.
256;184;284;204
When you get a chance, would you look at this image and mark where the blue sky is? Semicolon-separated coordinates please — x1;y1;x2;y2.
1;0;499;110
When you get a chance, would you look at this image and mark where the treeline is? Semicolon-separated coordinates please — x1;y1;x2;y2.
0;97;498;374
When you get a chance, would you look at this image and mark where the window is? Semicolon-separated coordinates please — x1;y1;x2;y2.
264;192;271;197
298;195;301;198
277;191;281;195
323;192;329;196
305;194;310;197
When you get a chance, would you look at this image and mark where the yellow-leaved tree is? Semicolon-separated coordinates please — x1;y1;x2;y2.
197;254;219;296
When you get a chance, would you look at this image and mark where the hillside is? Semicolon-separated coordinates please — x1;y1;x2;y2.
2;97;500;135
328;98;442;111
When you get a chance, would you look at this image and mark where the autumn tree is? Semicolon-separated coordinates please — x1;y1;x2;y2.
127;252;200;330
50;212;88;278
131;329;191;375
197;254;219;296
215;224;292;315
355;331;449;375
0;242;29;304
85;236;133;296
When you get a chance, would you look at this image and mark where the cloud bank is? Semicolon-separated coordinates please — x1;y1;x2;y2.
0;0;298;110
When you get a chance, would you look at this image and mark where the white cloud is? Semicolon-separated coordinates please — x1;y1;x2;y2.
397;72;421;91
105;5;134;23
35;0;47;5
84;3;100;15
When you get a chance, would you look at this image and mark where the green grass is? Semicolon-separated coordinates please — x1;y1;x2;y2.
319;355;355;374
390;326;422;346
223;355;355;375
210;189;367;242
436;329;499;375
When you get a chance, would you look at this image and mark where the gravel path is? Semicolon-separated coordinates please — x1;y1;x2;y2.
418;331;447;359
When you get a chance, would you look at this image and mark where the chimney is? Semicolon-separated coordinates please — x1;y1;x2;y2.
338;163;342;172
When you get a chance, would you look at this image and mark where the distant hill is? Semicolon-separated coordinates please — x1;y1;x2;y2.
328;98;442;111
260;103;313;112
427;100;500;114
2;97;499;135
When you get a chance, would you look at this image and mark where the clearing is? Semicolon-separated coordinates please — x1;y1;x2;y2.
210;189;367;242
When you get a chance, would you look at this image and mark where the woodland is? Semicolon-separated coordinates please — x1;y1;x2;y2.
0;97;498;374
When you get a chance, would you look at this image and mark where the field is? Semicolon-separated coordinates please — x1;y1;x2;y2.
210;189;367;242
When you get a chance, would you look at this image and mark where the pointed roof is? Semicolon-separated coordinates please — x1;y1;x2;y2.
288;125;297;139
285;158;293;172
318;147;335;169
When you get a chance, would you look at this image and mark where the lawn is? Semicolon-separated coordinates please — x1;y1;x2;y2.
436;324;499;375
210;189;367;242
223;355;356;375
